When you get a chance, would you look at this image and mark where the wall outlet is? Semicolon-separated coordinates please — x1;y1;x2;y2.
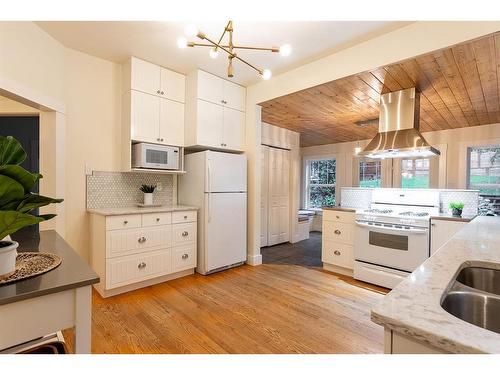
156;182;163;191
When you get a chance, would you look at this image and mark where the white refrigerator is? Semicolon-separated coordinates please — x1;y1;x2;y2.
178;151;247;275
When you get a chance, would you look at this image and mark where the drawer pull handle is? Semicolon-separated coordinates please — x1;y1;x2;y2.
124;220;128;224
336;215;340;219
334;250;341;256
138;236;146;243
184;215;188;219
182;231;189;237
182;253;189;260
156;218;160;222
138;262;147;269
334;229;341;235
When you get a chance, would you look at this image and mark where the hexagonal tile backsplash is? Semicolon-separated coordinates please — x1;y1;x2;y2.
87;171;173;209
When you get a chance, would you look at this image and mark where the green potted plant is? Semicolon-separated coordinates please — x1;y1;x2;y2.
0;136;63;277
140;184;156;206
449;202;464;217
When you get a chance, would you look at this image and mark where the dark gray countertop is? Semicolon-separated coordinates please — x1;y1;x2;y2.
430;213;477;222
0;230;99;306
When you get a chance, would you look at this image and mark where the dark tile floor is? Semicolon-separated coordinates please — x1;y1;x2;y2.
261;231;322;267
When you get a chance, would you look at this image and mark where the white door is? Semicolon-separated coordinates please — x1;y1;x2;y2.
204;192;247;272
267;147;290;246
197;70;224;105
223;80;245;111
260;146;269;247
222;107;245;151
205;151;247;192
159;98;184;147
131;90;160;143
160;68;186;103
131;58;161;96
196;100;224;148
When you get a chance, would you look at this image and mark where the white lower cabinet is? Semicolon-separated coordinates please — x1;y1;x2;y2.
321;209;355;275
91;210;197;297
430;218;467;255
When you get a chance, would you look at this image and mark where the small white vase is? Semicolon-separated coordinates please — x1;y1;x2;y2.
143;193;153;206
0;240;18;277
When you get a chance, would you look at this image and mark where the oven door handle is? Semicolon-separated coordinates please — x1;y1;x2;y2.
355;220;428;234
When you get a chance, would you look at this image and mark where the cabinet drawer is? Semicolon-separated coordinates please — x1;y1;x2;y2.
106;214;141;231
106;225;172;258
322;221;354;245
323;210;355;224
172;210;197;223
171;244;196;272
172;222;197;246
322;240;353;269
106;248;172;289
142;212;172;227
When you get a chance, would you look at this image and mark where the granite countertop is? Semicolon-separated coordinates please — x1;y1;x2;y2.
88;205;198;216
430;213;477;222
0;231;99;306
371;216;500;353
322;207;356;213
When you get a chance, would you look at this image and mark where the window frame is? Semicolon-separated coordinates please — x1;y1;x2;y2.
358;158;382;188
303;156;337;210
400;157;431;189
466;144;500;196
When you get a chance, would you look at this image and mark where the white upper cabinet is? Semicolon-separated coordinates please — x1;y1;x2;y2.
185;69;246;152
197;70;224;105
160;99;185;147
131;90;161;144
160;68;186;103
130;57;185;103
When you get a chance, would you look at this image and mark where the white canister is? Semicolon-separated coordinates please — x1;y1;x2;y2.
0;240;18;277
143;193;153;206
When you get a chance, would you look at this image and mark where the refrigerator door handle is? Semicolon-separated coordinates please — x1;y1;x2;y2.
207;159;212;192
208;193;211;223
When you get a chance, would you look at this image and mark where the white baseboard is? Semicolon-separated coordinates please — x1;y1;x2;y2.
246;253;262;266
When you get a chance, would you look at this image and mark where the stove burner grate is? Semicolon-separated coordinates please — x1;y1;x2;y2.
398;211;429;217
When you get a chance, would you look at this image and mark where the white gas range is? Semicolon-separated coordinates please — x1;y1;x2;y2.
353;189;440;289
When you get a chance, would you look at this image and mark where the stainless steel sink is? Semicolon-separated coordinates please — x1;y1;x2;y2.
441;265;500;334
441;290;500;334
456;267;500;295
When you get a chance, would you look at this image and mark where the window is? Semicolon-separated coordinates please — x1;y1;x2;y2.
305;158;336;208
467;145;500;196
359;160;382;187
401;158;430;188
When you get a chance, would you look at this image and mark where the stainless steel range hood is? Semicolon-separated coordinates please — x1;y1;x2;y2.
358;87;440;159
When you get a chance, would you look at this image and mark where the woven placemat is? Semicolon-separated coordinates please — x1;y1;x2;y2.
0;252;62;285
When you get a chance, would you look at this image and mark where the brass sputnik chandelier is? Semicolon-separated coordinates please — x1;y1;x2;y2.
177;21;292;80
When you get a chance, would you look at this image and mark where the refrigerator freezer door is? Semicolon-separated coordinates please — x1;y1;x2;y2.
204;192;247;272
205;152;247;193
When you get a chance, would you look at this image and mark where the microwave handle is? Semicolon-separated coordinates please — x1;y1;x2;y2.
355;220;428;234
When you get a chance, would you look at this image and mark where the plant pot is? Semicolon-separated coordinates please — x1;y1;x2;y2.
0;240;18;277
143;193;153;206
452;208;463;217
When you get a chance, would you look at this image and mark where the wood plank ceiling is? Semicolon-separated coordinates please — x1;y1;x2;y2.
260;32;500;147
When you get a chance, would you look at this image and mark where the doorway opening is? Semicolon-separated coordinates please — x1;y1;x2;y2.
0;115;40;238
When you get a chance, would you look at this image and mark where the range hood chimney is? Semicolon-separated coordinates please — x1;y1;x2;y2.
358;87;440;159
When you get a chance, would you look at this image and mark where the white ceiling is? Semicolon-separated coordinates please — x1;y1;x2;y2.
36;21;404;86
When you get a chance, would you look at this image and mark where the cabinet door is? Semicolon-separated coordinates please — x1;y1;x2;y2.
131;90;160;143
430;220;466;255
159;98;185;147
267;147;290;246
131;58;161;96
196;100;224;148
223;80;245;111
197;70;224;105
160;68;186;103
260;146;269;247
222;107;245;151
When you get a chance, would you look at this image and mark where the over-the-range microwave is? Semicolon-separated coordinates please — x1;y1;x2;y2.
132;142;180;170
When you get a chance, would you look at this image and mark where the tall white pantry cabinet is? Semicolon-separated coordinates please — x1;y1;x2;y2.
185;70;246;152
121;57;186;171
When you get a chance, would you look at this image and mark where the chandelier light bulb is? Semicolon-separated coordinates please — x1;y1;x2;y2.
184;24;199;38
262;69;272;80
354;146;362;154
279;44;292;57
177;37;188;49
209;47;219;59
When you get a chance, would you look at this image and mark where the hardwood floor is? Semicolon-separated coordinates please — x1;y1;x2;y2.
66;234;387;354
